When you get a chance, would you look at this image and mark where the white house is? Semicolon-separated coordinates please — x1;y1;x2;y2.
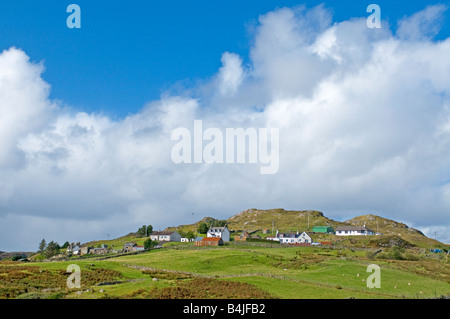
207;226;230;242
276;232;298;244
150;231;182;242
275;231;315;244
335;225;374;236
297;232;313;244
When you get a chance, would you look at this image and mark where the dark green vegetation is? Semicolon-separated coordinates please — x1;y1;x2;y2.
137;225;153;238
144;238;158;250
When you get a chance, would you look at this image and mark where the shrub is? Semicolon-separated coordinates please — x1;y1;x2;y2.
366;251;376;259
197;223;209;234
144;238;158;249
33;254;46;262
403;252;420;261
11;255;24;261
390;246;405;260
376;246;406;260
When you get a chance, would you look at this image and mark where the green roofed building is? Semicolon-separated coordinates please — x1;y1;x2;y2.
312;226;334;233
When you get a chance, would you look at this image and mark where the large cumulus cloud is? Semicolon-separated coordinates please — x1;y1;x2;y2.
1;4;450;250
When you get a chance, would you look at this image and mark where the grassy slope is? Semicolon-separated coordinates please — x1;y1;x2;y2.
1;243;449;299
111;244;449;298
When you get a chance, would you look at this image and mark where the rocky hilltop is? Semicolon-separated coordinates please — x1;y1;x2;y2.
226;208;346;233
344;214;439;247
163;208;445;248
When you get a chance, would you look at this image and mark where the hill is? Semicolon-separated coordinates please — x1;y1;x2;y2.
165;209;347;235
39;208;445;254
0;251;34;261
1;209;448;300
344;214;443;248
226;208;346;234
165;208;447;249
164;216;221;234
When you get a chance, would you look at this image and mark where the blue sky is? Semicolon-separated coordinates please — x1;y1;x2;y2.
1;1;448;118
1;1;450;251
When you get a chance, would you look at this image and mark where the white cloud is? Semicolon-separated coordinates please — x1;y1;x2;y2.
0;47;55;169
1;5;450;251
217;52;245;96
397;4;447;40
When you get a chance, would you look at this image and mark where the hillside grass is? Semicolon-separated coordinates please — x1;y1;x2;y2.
109;244;449;298
1;243;448;299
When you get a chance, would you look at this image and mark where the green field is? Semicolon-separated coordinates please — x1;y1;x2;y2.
1;242;448;299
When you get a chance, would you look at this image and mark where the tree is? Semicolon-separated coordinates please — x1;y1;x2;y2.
38;239;46;253
186;231;195;240
215;220;227;227
144;238;158;249
62;241;70;249
389;246;405;260
197;223;209;234
137;225;153;237
146;225;153;236
137;225;146;237
44;241;60;258
209;219;226;227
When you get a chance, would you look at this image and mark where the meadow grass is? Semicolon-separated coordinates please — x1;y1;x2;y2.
2;243;448;299
110;244;449;299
